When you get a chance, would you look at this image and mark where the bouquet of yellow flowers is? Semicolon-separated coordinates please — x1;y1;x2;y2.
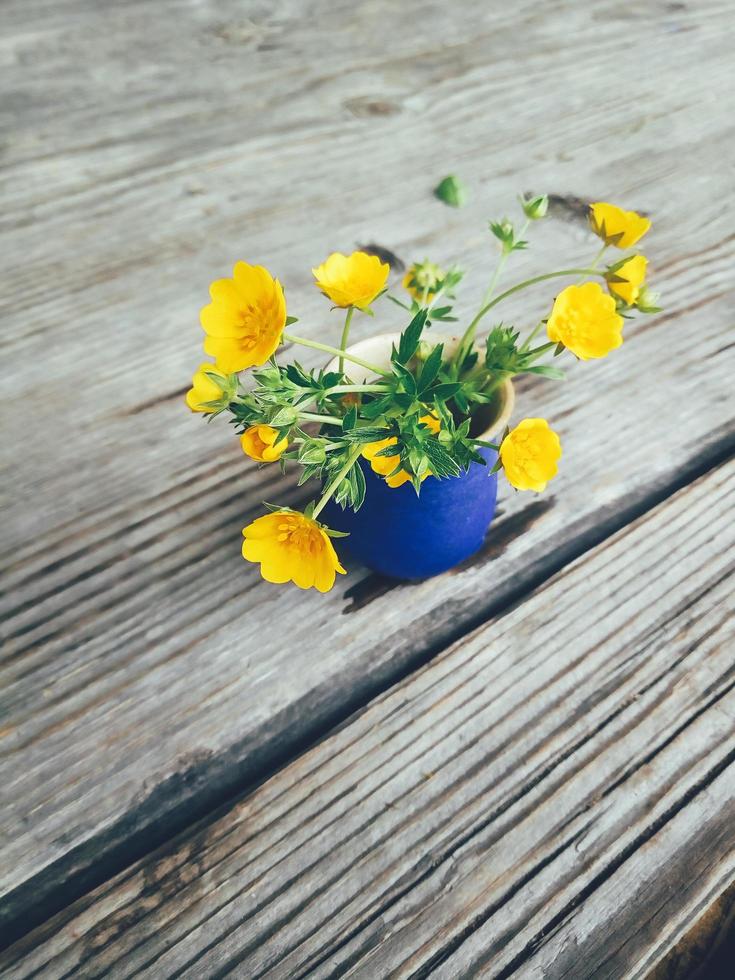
188;196;658;592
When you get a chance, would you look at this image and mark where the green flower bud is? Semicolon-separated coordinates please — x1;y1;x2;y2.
434;175;468;208
520;193;549;220
298;439;328;465
634;284;662;314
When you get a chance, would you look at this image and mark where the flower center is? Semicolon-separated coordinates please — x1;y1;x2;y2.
277;520;321;554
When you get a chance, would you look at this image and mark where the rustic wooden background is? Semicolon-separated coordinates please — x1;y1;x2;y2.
1;0;734;976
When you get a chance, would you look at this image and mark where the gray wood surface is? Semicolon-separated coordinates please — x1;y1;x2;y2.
3;461;732;978
2;0;734;960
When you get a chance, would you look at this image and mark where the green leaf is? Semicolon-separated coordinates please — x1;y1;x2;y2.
393;392;417;410
298;441;328;464
350;462;366;510
417;343;444;393
525;365;566;380
360;395;394;420
396;309;428;365
374;443;401;460
334;478;352;506
427;381;463;400
422;437;461;478
268;405;299;427
453;387;470;413
342;406;357;431
343;425;394;443
386;294;412;311
434;174;468;208
297;464;321;486
285;315;299;326
392;360;417;395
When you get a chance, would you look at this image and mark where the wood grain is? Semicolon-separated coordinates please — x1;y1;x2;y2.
2;459;732;978
2;0;734;942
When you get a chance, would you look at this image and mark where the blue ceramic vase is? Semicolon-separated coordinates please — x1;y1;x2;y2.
323;334;515;581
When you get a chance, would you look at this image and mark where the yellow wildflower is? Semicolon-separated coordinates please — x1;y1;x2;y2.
201;262;286;373
362;414;440;488
402;261;444;303
500;418;562;492
589;202;650;249
241;425;288;462
547;282;624;360
185;362;229;413
312;251;389;310
242;511;346;592
605;255;648;306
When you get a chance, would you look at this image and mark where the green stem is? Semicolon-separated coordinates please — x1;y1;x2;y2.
455;266;603;366
426;285;446;312
480;217;530;310
312;445;363;520
299;412;344;426
328;383;390;395
473;438;501;450
290;438;343;452
338;306;355;375
482;373;510;400
578;243;608;284
283;331;390;376
591;243;608;269
519;319;545;353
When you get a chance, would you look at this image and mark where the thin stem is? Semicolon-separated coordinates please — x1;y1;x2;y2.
299;412;344;426
290;439;343;453
578;243;608;284
482;373;509;400
312;445;363;520
473;438;500;450
283;332;390;376
519;319;545;353
338;306;355;375
480;217;530;309
591;243;608;269
426;285;446;312
455;266;603;365
328;383;390;395
527;340;556;356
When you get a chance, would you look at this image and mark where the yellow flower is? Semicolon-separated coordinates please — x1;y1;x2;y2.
547;282;624;360
241;425;288;462
185;362;229;413
200;262;286;373
605;255;648;306
242;511;346;592
589;202;651;249
402;261;444;302
362;414;440;488
500;418;562;492
312;251;389;310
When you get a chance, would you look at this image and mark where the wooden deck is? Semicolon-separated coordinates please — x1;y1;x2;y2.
1;0;733;976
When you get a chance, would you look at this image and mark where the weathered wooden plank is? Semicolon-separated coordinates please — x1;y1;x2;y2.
2;459;732;978
2;0;735;940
